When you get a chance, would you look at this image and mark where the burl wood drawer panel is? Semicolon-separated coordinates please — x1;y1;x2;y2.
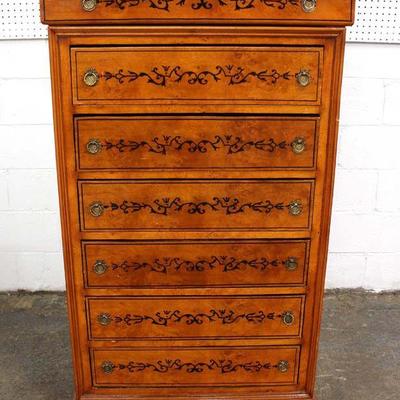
41;0;354;26
72;47;322;105
79;180;313;231
77;117;317;171
88;296;304;340
83;240;309;288
91;346;300;387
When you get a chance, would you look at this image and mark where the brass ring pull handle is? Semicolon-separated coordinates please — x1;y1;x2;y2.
83;68;100;87
101;361;115;374
301;0;317;12
86;138;102;155
277;360;289;373
97;313;112;326
93;260;108;275
291;137;306;154
281;311;295;326
81;0;97;11
284;257;298;271
288;200;303;216
296;70;311;87
89;202;104;217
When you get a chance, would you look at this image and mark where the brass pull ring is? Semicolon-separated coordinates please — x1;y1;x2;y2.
97;313;112;326
93;260;108;275
284;257;298;271
86;138;102;155
301;0;317;12
281;311;295;326
296;70;311;87
288;200;303;216
291;137;306;154
101;361;115;374
89;202;104;217
81;0;97;12
83;68;99;87
277;360;289;373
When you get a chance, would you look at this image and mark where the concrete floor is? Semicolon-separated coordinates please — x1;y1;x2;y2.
0;291;399;400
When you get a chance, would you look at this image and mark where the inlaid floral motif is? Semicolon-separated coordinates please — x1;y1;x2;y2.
102;65;294;86
103;197;291;216
110;255;287;274
107;358;285;374
101;136;292;155
111;309;283;326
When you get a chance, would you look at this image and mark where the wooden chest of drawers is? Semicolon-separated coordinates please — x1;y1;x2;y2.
41;1;355;398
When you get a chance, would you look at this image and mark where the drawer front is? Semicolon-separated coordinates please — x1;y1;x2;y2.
42;0;354;26
72;47;322;105
92;346;300;387
77;117;317;171
79;180;313;231
84;240;308;288
88;296;304;340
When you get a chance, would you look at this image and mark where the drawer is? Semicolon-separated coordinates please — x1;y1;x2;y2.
42;0;354;26
79;180;314;232
88;296;304;340
76;117;317;171
83;240;309;288
72;46;322;106
91;346;300;387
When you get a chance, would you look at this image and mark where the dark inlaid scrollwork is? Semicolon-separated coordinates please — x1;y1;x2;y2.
96;0;299;12
102;197;294;216
103;358;288;374
110;309;282;326
98;0;173;11
102;65;294;86
100;135;294;156
110;255;292;274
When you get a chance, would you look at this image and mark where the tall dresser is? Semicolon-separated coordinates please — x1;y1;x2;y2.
41;1;355;399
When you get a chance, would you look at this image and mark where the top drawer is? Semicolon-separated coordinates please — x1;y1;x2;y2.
72;46;322;106
41;0;355;26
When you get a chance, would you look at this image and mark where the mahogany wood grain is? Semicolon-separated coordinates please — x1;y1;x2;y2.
83;240;309;288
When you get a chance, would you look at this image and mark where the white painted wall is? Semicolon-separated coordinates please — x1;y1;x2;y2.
0;41;399;291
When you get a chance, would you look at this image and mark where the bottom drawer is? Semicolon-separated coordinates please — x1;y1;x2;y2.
92;346;300;388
